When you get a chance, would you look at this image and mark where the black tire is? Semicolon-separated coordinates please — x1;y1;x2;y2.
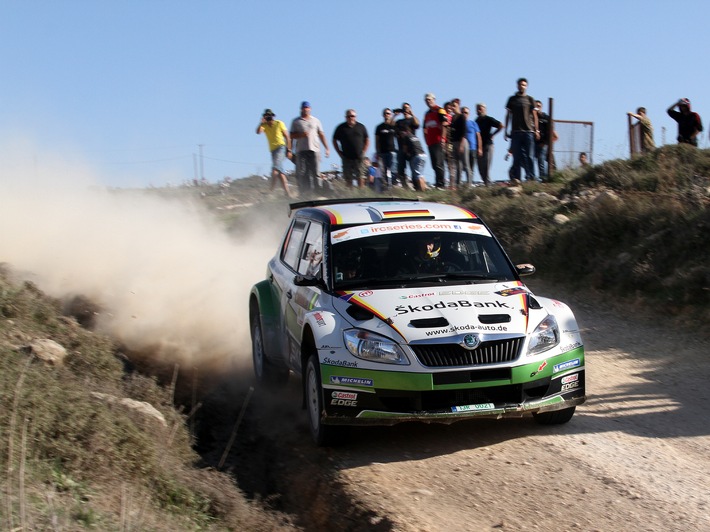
533;406;576;425
251;316;289;388
305;354;344;446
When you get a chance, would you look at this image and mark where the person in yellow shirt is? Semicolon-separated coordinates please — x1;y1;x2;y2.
256;109;292;197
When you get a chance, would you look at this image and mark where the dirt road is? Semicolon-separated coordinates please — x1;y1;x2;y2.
202;280;710;531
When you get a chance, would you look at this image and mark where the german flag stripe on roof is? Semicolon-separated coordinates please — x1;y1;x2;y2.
382;209;431;218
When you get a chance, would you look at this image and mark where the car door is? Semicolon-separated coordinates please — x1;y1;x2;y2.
271;217;309;369
275;217;325;372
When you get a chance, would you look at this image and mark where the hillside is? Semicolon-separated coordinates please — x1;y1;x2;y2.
1;145;709;529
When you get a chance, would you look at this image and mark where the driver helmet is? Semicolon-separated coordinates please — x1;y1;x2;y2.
418;236;441;259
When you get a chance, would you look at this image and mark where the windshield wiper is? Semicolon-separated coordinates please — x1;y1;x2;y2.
336;278;404;289
440;273;502;281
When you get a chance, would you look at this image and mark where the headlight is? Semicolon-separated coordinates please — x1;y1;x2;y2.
527;315;559;356
343;329;410;365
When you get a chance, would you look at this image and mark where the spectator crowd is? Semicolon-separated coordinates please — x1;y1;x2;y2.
256;78;703;196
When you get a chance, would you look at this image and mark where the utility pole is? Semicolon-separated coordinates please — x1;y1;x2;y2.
198;144;205;181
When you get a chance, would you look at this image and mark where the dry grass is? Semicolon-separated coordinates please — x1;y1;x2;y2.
0;270;286;530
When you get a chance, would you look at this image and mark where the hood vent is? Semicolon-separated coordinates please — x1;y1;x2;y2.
527;294;543;309
409;317;450;328
478;314;511;324
346;305;374;321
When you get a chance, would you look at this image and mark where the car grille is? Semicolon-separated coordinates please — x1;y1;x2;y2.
410;337;524;367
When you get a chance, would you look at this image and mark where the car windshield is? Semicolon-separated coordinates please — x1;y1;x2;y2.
331;227;517;290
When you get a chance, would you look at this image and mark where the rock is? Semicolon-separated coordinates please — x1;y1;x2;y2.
533;192;558;202
591;189;622;207
26;339;67;365
553;214;570;225
90;392;167;427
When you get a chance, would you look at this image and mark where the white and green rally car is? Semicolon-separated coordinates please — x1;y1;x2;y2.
249;198;585;445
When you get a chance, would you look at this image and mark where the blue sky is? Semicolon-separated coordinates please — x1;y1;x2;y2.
1;0;708;188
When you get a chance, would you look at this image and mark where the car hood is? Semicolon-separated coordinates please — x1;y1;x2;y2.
333;282;541;343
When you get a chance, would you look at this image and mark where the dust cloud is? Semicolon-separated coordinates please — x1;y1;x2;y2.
0;148;286;372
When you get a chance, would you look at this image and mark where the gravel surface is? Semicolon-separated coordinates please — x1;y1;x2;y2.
199;278;710;532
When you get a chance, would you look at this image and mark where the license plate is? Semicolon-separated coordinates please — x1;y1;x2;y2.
451;403;495;412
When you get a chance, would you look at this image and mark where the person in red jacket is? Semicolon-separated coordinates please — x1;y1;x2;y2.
423;93;449;188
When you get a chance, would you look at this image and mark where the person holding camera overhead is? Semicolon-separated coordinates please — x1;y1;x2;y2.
393;103;420;189
667;98;703;147
256;108;292;197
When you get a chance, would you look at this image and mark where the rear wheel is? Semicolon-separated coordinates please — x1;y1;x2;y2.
305;354;344;446
251;316;289;388
533;406;576;425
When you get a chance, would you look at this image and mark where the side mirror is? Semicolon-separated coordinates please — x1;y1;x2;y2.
516;263;536;276
294;273;324;288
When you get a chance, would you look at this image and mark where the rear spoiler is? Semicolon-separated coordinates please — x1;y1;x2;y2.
288;197;404;216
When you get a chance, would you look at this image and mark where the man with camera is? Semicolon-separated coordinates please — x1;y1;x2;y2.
667;98;703;147
394;103;420;189
256;108;292;197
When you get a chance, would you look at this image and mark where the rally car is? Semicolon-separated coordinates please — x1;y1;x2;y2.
249;198;585;445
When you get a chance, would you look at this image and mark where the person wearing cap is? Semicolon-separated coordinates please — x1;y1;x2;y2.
667;98;703;146
423;93;448;188
256;109;292;197
290;101;330;192
333;109;370;188
374;108;397;189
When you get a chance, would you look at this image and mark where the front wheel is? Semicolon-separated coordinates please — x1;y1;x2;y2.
533;406;576;425
305;354;344;446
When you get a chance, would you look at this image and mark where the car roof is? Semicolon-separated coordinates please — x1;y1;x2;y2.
291;199;479;227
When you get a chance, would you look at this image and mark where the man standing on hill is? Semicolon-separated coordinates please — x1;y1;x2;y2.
333;109;370;188
375;108;397;188
448;99;467;190
256;108;292;197
667;98;703;146
475;103;504;186
627;107;655;153
462;106;482;186
504;78;539;182
394;102;420;189
290;101;330;192
534;100;557;180
423;93;448;188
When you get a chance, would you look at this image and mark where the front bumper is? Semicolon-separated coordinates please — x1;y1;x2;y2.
320;349;585;426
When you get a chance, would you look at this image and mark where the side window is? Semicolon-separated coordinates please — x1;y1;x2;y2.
282;219;308;271
298;222;324;276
